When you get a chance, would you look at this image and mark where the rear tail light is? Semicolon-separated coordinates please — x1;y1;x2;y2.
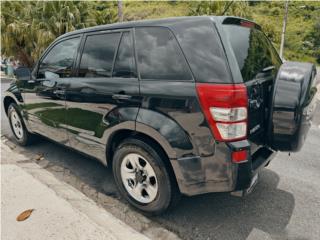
210;107;247;122
240;21;255;28
196;83;248;142
216;122;247;140
232;150;248;163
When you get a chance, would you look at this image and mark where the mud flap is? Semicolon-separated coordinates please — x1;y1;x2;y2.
231;173;259;197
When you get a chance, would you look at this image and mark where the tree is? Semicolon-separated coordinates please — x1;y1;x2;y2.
118;1;123;22
188;1;251;19
304;18;320;63
90;1;117;25
1;1;116;66
1;1;36;66
27;1;95;61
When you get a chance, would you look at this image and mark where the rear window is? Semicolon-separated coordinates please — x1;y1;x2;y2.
223;25;282;82
171;19;233;83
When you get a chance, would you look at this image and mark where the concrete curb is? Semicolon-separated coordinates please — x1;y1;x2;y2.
1;141;151;240
1;137;181;240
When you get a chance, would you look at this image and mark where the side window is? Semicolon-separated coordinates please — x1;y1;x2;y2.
113;32;136;78
135;27;192;81
38;37;80;79
79;32;120;78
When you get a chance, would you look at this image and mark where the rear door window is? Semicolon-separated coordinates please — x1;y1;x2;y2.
223;25;282;82
79;32;121;78
113;31;136;78
135;27;192;81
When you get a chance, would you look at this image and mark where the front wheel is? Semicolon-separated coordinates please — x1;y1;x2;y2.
112;138;180;215
8;103;35;146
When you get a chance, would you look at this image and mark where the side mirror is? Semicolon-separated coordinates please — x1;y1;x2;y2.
14;67;31;81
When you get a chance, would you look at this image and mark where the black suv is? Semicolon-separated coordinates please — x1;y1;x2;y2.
4;16;317;214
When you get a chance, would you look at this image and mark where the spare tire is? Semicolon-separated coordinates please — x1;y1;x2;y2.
269;61;317;152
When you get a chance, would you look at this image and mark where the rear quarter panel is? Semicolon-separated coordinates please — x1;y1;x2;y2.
137;80;235;194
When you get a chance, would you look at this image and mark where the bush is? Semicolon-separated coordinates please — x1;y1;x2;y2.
271;7;281;16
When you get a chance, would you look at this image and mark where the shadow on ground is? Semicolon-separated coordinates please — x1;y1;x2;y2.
154;170;295;240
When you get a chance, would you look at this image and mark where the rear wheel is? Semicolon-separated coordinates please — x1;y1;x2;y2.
112;138;180;215
8;103;35;146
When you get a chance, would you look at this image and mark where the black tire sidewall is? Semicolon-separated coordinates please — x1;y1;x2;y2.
8;103;29;145
113;139;173;214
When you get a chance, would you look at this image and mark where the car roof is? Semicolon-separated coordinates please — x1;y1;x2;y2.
57;16;249;40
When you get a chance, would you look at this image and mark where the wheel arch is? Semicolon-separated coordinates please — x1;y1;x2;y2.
106;126;177;168
3;96;18;115
106;127;181;195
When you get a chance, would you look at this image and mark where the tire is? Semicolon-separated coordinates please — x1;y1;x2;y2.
269;61;317;151
112;138;180;215
8;103;35;146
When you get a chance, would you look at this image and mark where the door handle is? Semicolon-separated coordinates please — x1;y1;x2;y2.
54;89;66;95
28;79;47;84
112;94;132;100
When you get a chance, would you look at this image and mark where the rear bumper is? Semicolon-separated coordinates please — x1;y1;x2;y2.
232;144;277;191
170;140;276;196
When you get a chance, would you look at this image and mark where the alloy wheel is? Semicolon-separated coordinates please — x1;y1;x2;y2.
120;153;158;204
10;109;24;139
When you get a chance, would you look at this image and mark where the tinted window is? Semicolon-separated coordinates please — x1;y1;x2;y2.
135;27;192;80
224;25;282;82
171;19;233;83
113;32;136;78
79;33;120;78
38;37;80;78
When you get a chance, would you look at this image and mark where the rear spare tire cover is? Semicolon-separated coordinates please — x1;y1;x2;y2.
269;61;317;152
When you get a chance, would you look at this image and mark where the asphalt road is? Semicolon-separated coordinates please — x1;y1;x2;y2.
1;71;320;239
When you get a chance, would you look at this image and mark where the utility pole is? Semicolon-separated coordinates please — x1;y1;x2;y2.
280;0;289;60
118;1;123;22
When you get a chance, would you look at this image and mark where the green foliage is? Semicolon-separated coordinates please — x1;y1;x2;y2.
1;1;117;66
122;1;188;21
188;1;251;18
91;2;118;25
258;20;280;43
250;1;320;64
304;17;320;63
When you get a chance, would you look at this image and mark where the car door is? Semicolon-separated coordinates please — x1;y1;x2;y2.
64;29;140;162
134;27;196;150
23;36;81;144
